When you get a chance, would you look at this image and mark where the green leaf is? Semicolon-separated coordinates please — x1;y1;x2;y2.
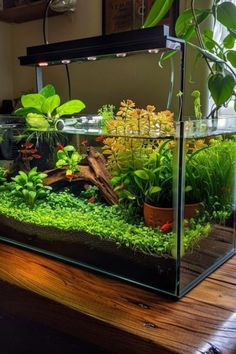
39;84;56;98
217;2;236;30
37;173;48;180
37;190;47;198
14;107;41;117
71;151;81;162
202;30;216;51
185;185;193;192
22;189;29;199
143;0;174;28
64;145;76;153
149;186;161;194
208;73;235;106
111;176;121;186
229;29;236;38
227;50;236;68
159;50;177;68
175;9;210;41
223;34;235;49
133;175;144;191
28;167;38;179
21;93;45;111
26;113;50;130
25;182;34;190
57;150;66;160
41;95;60;115
28;190;37;206
56;159;66;168
56;100;85;117
134;170;149;180
234;100;236;112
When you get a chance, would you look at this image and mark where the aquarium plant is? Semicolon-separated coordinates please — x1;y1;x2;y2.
10;167;51;208
98;104;115;134
18;141;42;171
15;84;86;131
56;144;83;180
0;187;211;256
104;99;174;137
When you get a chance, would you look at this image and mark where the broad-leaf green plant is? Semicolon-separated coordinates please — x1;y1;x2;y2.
15;84;86;131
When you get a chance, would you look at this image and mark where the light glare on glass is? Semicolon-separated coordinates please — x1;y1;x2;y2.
148;49;159;54
87;56;97;61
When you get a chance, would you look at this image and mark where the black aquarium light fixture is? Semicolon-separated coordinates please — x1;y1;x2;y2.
18;26;182;67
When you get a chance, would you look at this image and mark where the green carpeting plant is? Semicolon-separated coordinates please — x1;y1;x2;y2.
0;188;211;256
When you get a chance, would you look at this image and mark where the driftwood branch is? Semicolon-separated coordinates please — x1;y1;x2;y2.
44;147;118;205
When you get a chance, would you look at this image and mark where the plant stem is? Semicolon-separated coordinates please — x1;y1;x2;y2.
191;0;214;75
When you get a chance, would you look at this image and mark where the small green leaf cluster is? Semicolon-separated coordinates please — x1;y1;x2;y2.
56;144;83;178
0;189;211;256
10;167;52;207
79;185;99;199
15;84;86;131
98;104;115;133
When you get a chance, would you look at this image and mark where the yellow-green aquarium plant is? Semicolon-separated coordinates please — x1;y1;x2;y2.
55;144;83;181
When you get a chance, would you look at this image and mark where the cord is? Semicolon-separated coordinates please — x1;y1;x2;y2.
65;64;72;100
43;0;53;45
42;0;72;100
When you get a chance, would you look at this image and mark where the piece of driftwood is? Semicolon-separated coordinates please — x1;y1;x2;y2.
44;147;118;205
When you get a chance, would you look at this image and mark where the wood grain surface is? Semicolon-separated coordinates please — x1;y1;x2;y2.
0;243;235;354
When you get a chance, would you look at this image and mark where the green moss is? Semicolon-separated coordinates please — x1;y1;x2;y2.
0;189;211;255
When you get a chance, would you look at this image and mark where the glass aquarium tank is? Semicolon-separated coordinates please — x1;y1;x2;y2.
0;27;235;298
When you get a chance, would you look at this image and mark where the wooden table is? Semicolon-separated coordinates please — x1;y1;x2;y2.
0;243;235;354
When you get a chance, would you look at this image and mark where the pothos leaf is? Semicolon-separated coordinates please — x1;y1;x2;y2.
227;50;236;68
216;2;236;31
208;73;235;106
143;0;174;28
223;33;235;49
175;9;210;41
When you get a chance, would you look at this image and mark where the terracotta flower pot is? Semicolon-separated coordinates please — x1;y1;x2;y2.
143;202;203;228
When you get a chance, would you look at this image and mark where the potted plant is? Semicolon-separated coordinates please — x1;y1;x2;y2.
144;0;236;117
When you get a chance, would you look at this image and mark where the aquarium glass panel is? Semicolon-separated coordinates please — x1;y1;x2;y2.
178;118;236;296
0;112;235;298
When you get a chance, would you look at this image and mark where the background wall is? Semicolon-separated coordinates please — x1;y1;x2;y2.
0;0;211;117
0;21;13;103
